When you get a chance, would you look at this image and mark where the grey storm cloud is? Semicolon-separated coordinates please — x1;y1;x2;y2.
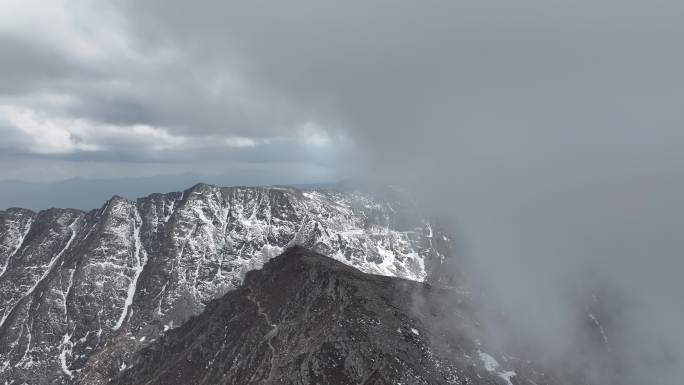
0;0;341;175
1;1;683;383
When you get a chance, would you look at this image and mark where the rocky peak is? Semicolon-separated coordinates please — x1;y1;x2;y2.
111;246;555;385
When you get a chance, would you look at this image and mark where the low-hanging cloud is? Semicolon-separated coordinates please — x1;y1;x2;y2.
113;1;683;383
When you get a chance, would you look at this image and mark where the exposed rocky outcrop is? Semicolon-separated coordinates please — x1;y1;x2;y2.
112;246;552;385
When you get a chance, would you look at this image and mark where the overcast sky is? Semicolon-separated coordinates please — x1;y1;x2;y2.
0;0;359;182
1;2;683;383
1;0;682;185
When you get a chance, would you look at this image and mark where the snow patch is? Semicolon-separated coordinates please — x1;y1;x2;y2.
478;351;500;372
478;350;517;385
588;312;609;347
59;333;73;378
499;370;517;385
0;217;32;280
0;216;80;329
113;206;148;330
163;321;174;332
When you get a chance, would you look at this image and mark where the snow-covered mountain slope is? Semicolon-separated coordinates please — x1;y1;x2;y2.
0;183;455;384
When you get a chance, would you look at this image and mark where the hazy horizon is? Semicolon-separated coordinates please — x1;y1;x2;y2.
0;173;346;210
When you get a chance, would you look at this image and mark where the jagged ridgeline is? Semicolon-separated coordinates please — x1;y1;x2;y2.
110;247;552;385
0;183;456;384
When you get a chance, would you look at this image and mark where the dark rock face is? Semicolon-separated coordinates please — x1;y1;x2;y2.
0;184;454;384
112;246;548;385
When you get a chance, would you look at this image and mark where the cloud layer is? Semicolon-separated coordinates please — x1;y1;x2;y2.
0;0;348;180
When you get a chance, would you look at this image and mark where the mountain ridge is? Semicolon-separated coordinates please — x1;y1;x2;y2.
0;182;456;384
110;245;557;385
